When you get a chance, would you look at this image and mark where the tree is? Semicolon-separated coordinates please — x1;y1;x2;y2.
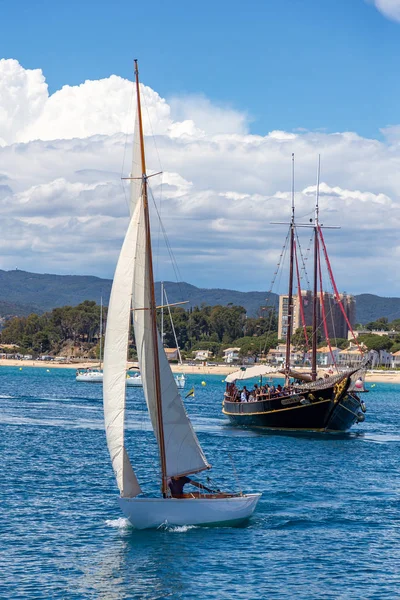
291;327;321;352
331;338;350;350
234;334;278;360
390;319;400;332
365;317;389;332
358;334;393;352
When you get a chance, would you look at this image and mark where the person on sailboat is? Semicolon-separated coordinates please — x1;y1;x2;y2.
168;476;214;498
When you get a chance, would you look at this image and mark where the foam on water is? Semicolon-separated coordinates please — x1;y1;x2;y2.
105;517;131;529
157;522;198;533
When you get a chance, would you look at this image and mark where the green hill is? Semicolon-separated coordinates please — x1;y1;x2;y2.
0;269;399;324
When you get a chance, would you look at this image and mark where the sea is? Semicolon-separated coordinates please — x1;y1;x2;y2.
1;366;400;599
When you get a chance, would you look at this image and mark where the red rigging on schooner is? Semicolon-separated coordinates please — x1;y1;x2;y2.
222;155;367;432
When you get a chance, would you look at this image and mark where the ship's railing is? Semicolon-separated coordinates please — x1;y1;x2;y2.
296;369;355;391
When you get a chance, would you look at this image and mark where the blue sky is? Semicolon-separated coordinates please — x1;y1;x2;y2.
1;0;399;139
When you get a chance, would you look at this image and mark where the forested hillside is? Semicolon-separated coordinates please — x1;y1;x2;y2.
1;269;400;324
0;301;279;359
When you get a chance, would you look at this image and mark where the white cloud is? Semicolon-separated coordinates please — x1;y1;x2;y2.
1;59;400;297
371;0;400;22
168;95;249;135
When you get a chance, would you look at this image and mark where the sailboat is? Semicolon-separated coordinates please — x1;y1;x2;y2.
223;155;367;432
102;60;260;529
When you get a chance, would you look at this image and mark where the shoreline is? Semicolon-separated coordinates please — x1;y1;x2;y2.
1;359;400;383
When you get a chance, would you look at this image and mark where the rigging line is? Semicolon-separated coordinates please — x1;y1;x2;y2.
120;81;136;213
294;240;309;349
267;228;291;293
317;237;336;367
264;229;290;353
318;225;363;355
299;231;313;288
141;82;163;174
295;227;311;290
327;286;340;373
140;84;164;282
164;287;183;365
262;231;290;354
148;183;186;301
262;227;291;353
326;272;339;349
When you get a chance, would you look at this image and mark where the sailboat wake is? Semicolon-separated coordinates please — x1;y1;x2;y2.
157;522;199;533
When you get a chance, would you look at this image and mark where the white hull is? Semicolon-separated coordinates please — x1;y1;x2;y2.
125;374;142;387
77;371;186;389
118;493;261;530
76;372;103;383
126;374;186;389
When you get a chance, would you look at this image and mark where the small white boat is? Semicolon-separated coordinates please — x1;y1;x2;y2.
76;368;103;383
175;373;186;389
102;60;260;530
126;372;186;389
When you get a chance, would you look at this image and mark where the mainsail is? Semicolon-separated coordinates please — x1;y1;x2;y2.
132;197;210;478
103;202;143;498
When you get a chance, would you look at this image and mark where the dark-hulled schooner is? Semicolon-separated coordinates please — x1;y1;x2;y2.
222;156;367;432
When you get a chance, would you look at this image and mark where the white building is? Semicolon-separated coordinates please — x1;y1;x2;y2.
392;351;400;368
337;346;392;368
267;344;309;366
223;347;241;364
317;346;340;366
378;349;393;368
193;349;213;361
349;329;398;340
164;348;179;361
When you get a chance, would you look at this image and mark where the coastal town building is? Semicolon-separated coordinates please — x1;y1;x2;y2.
193;349;213;361
164;348;179;361
392;351;400;369
266;344;308;366
277;291;313;341
223;348;241;364
348;329;398;340
278;292;355;341
316;346;340;366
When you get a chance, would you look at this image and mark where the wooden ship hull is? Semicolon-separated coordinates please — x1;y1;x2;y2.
222;372;366;432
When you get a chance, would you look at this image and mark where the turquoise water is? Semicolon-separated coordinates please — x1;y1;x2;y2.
1;367;400;599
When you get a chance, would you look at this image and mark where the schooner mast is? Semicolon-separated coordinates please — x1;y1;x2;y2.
134;60;168;497
284;153;296;384
311;156;321;381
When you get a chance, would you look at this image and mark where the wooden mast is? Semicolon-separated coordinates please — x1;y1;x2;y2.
311;155;321;381
285;153;295;385
134;59;168;497
161;282;164;347
99;296;103;370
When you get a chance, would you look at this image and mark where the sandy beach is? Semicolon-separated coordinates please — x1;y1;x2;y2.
1;358;400;383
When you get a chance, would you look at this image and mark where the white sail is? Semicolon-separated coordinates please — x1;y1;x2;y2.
130;108;142;217
133;199;210;478
103;202;142;498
